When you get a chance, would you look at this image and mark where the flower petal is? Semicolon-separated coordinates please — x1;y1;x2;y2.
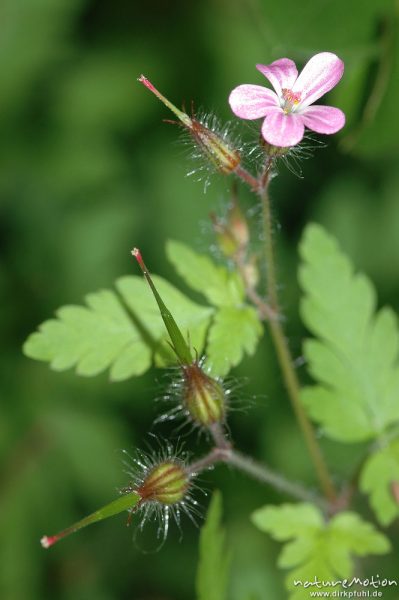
301;105;345;134
229;84;279;119
292;52;344;107
256;59;298;97
261;112;305;147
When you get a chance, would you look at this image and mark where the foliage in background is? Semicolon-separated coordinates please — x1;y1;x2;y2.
252;503;390;599
196;491;230;600
2;0;399;599
24;240;262;379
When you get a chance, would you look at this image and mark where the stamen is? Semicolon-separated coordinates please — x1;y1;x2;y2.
281;88;302;113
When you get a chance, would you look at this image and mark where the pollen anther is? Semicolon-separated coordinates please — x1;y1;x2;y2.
281;88;302;113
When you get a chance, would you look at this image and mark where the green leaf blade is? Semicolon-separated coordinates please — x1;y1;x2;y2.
299;223;399;442
196;491;230;600
23;290;152;380
167;239;244;307
251;503;390;599
24;273;214;381
251;503;323;541
206;306;263;376
116;274;213;357
360;439;399;526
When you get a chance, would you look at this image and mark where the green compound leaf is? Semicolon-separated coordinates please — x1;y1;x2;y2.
24;239;263;380
196;491;231;600
252;503;390;599
24;277;213;381
116;274;213;364
166;239;244;307
206;306;263;376
23;289;151;381
360;438;399;526
299;223;399;442
167;240;262;376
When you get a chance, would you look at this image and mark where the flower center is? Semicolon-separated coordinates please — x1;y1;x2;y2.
281;88;301;113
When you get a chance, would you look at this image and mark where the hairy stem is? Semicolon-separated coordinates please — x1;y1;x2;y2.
187;446;326;509
260;180;279;311
234;165;259;190
234;251;276;321
257;171;337;503
208;422;232;450
187;447;226;474
227;449;324;507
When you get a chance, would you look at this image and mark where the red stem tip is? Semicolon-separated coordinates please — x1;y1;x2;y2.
131;247;144;269
138;75;157;95
40;535;60;549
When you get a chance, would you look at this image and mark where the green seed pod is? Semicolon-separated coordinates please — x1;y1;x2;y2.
139;75;241;175
183;363;226;426
138;461;189;505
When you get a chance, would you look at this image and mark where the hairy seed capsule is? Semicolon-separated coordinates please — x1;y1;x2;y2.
137;461;189;505
139;75;241;175
190;118;241;174
183;363;226;426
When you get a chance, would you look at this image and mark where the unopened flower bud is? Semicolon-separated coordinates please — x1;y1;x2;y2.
212;199;249;258
183;363;226;426
139;75;240;175
228;200;249;247
243;255;259;288
138;460;189;505
211;213;238;258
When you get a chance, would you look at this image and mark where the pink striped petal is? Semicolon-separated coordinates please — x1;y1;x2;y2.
301;105;345;134
261;112;305;147
229;84;279;119
256;59;298;97
292;52;344;108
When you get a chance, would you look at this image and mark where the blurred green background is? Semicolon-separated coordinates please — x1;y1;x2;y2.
2;0;399;598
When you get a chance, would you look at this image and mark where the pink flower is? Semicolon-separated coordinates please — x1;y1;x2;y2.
229;52;345;147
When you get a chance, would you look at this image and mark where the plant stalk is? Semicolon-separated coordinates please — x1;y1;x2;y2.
187;446;325;509
258;176;337;503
